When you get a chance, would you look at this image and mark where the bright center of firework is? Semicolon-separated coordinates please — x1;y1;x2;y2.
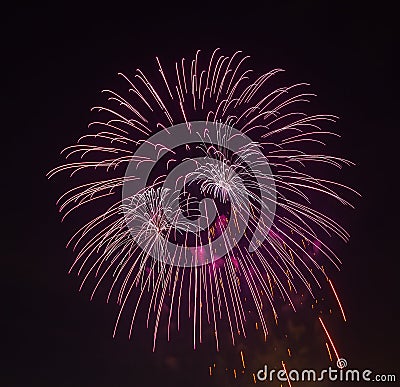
122;121;277;268
199;162;242;203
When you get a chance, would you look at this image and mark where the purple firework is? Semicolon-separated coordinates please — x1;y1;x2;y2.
48;49;358;352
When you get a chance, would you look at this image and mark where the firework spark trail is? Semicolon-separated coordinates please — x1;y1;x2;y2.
282;361;293;387
48;49;358;351
319;317;340;361
329;279;347;322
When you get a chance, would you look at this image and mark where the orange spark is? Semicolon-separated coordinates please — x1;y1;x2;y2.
240;350;246;369
281;361;292;387
329;279;347;321
319;317;340;360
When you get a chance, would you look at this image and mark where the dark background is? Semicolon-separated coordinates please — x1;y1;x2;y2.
3;2;398;386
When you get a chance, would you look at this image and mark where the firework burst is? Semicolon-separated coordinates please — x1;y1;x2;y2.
48;49;358;352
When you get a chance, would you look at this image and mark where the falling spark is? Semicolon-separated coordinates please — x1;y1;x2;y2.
319;317;340;360
240;350;246;369
329;279;347;321
325;341;333;362
281;361;292;387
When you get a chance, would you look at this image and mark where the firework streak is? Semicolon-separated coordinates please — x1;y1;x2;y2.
48;49;358;352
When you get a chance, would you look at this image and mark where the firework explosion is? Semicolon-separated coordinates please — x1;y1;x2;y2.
48;49;358;356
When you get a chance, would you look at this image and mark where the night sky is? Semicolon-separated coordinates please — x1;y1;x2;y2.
3;3;399;386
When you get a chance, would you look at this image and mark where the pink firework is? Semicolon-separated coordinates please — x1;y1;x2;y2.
48;49;358;352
